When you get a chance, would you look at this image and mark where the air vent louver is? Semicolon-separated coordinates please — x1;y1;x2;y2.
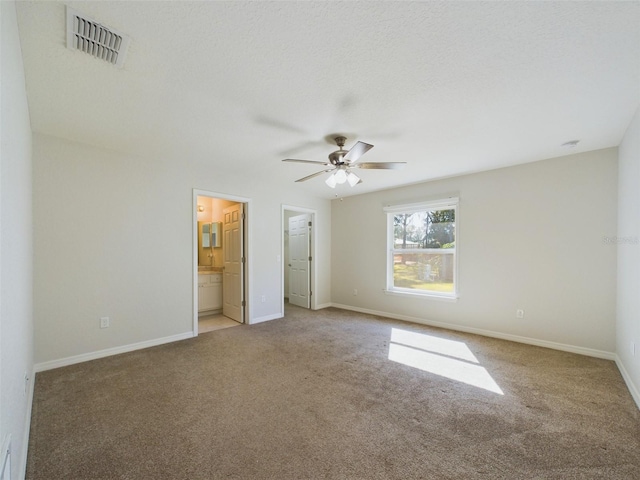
66;7;130;68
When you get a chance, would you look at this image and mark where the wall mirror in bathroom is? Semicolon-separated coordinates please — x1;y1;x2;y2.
202;222;211;248
211;222;222;248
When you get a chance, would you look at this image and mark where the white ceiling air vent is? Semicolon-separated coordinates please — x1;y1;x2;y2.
66;7;131;68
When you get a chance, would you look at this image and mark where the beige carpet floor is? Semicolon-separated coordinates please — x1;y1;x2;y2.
27;305;640;479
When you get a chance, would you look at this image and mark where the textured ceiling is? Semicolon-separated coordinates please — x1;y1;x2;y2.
15;1;640;199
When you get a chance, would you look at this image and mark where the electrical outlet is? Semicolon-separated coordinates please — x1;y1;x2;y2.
353;289;358;296
261;295;266;303
516;309;525;319
24;372;29;396
100;317;110;329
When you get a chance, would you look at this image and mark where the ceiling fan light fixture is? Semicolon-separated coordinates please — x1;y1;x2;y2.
334;168;347;184
325;173;337;188
346;171;360;187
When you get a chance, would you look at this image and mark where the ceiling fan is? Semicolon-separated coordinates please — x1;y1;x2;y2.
282;136;406;188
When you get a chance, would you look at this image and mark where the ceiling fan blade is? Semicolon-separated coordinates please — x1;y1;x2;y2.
279;140;327;156
255;115;307;134
343;141;374;164
355;162;407;170
295;169;334;182
283;158;329;165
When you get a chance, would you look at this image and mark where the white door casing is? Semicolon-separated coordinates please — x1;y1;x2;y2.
288;213;311;308
223;203;244;322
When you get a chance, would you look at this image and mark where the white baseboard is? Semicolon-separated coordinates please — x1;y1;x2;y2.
330;303;616;361
33;332;194;373
615;355;640;410
314;302;332;310
251;313;282;324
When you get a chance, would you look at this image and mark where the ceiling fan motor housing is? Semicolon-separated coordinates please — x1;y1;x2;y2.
328;136;348;165
329;150;347;165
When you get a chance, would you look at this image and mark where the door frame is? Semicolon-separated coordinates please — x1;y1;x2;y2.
281;205;317;315
193;189;251;335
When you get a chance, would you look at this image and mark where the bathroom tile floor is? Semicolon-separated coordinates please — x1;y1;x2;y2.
198;314;242;334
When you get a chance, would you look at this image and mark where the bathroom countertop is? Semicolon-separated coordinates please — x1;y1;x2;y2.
198;268;223;274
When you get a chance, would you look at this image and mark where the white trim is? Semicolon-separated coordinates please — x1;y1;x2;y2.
20;365;36;480
193;189;252;331
383;197;459;214
391;246;456;254
386;199;458;297
314;302;333;310
281;205;318;317
34;332;194;372
252;313;283;324
330;303;616;360
615;355;640;410
383;288;459;301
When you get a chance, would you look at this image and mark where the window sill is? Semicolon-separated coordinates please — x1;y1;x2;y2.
383;288;459;302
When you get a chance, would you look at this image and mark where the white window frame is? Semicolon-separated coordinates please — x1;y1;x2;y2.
384;198;459;300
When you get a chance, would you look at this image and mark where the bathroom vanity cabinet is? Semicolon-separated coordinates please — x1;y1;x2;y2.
198;273;222;313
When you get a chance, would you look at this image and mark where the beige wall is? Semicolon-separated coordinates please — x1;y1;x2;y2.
617;106;640;405
1;1;34;478
196;196;213;222
332;148;618;354
32;133;331;364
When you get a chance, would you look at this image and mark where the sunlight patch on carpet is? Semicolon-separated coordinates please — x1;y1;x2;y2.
388;328;504;395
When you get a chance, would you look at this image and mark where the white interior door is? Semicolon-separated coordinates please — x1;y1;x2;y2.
223;203;244;322
288;213;311;308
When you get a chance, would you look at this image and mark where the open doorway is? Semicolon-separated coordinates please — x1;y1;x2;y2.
282;205;316;313
193;190;250;335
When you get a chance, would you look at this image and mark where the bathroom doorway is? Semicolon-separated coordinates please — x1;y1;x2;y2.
193;190;250;335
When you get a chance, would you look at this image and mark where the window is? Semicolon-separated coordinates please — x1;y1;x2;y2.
385;198;458;298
